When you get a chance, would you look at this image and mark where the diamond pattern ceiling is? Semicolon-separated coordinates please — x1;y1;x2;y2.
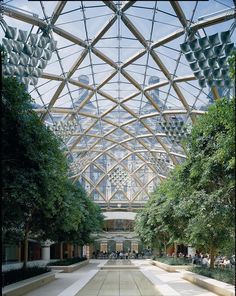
1;0;235;210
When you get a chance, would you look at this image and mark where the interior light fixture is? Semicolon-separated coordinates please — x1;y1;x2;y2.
17;29;28;43
189;39;200;51
48;118;78;141
180;42;190;53
203;68;211;77
199;78;206;88
204;48;214;59
189;61;199;71
214;44;224;56
159;119;189;144
194;49;205;60
209;33;220;46
185;52;195;62
2;24;57;87
199;36;209;48
5;25;17;39
198;59;209;70
180;30;235;89
220;30;231;43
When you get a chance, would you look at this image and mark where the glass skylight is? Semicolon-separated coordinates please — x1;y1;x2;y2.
1;0;235;209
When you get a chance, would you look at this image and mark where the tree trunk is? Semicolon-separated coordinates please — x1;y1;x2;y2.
164;243;167;256
22;224;29;270
60;242;63;260
174;242;178;257
209;246;216;269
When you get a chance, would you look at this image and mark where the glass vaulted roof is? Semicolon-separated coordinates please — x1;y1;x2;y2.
1;0;235;210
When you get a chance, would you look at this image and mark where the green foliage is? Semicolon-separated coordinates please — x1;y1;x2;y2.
47;256;87;266
190;266;235;285
1;77;104;258
154;257;191;266
42;181;104;245
135;88;235;260
2;266;50;287
228;50;235;79
186;97;235;196
134;193;171;250
2;77;68;242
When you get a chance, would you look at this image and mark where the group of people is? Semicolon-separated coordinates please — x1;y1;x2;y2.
92;250;108;259
109;250;140;259
192;252;235;268
215;254;235;268
92;249;142;259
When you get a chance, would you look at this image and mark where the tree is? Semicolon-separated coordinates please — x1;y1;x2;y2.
135;192;171;254
2;77;69;268
33;179;104;259
2;77;104;267
181;96;235;267
135;59;235;267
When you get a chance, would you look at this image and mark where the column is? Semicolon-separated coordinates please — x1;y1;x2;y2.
18;242;21;262
188;246;196;256
41;240;53;261
67;243;72;258
83;245;87;257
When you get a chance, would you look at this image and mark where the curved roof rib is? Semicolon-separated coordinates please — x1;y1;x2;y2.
1;0;235;210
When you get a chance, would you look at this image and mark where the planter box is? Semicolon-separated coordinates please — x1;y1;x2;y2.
152;260;191;272
49;259;89;273
2;271;57;296
182;271;235;296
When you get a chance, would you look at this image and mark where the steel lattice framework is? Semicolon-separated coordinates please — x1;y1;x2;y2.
1;0;235;210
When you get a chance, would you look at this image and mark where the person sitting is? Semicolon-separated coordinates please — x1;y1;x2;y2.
192;253;199;265
222;257;230;268
230;255;235;268
214;255;223;268
202;255;209;267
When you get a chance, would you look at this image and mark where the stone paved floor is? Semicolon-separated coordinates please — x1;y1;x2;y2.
21;259;218;296
75;270;161;296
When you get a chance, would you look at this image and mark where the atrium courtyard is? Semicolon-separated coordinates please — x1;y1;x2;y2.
1;0;235;295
